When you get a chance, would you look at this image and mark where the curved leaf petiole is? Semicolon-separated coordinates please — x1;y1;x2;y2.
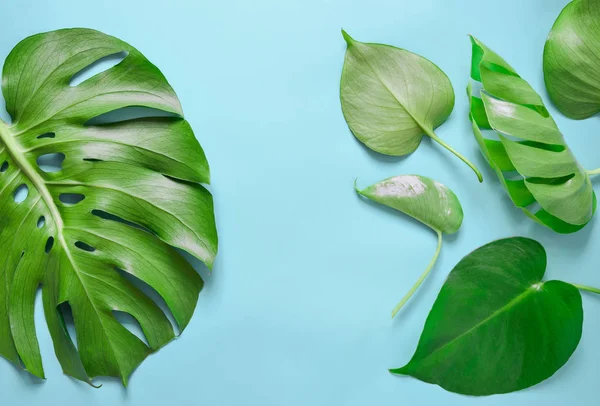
571;283;600;295
392;230;443;318
424;127;483;183
587;168;600;176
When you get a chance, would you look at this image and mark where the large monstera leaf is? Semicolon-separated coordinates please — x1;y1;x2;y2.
0;28;218;385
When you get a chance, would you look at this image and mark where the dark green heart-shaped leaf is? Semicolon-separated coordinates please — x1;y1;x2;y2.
356;175;462;317
544;0;600;119
391;237;583;396
468;36;596;233
340;31;482;182
0;28;218;386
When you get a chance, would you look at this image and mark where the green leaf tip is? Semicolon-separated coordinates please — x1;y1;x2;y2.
341;29;354;45
389;367;408;375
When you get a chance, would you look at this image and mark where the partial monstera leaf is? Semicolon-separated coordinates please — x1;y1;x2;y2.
340;31;482;182
392;237;583;396
355;175;462;317
544;0;600;119
0;28;218;385
467;36;596;234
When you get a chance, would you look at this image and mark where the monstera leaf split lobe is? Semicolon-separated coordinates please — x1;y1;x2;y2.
0;29;218;386
467;36;596;234
355;175;463;318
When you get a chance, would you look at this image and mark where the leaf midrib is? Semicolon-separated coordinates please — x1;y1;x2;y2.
349;42;434;135
0;119;128;379
404;283;539;369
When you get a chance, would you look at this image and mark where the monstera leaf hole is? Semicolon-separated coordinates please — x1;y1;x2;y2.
13;184;29;203
45;237;54;253
74;241;95;252
69;51;128;87
36;153;65;173
114;266;181;336
91;209;157;235
58;193;85;205
0;28;217;386
58;302;77;348
112;310;149;347
86;106;178;126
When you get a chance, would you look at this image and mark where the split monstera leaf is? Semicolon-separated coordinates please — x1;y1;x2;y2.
0;28;218;385
355;175;462;318
468;36;597;233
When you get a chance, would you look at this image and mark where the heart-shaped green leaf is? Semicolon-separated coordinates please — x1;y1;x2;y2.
340;31;482;182
356;175;462;317
0;28;218;385
391;237;583;396
544;0;600;119
468;36;596;233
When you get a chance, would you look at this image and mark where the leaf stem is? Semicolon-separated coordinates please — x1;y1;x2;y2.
571;283;600;295
392;230;443;318
424;128;483;183
586;168;600;176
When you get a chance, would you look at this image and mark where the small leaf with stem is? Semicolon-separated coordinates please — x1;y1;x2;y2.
355;175;462;317
340;31;482;182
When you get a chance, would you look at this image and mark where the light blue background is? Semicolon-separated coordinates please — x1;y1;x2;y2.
1;0;599;404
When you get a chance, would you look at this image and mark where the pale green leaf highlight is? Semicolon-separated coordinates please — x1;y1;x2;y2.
340;31;482;182
544;0;600;119
468;36;596;234
355;175;462;317
0;28;218;386
392;237;583;396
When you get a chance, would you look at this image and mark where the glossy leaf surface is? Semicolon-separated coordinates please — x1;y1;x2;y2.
341;31;482;181
356;175;462;317
544;0;600;119
0;28;218;385
468;36;595;233
392;237;583;396
355;175;462;234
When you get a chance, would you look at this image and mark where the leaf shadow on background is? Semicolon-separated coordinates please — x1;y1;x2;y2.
528;217;594;254
178;249;212;286
86;106;178;126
